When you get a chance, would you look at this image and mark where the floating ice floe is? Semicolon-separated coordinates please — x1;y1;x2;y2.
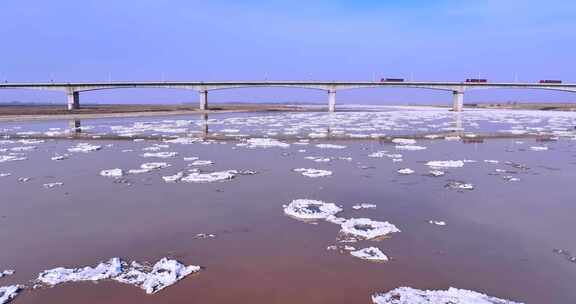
0;173;11;178
484;160;499;164
371;287;523;304
140;162;171;170
51;155;69;161
428;170;445;177
164;137;200;145
392;138;416;145
43;182;63;189
445;181;474;191
113;258;200;294
181;170;236;183
529;146;548;151
397;168;414;175
17;177;31;183
193;233;216;239
352;203;377;210
304;156;331;162
350;247;389;262
426;160;464;168
292;168;333;178
68;143;102;153
395;145;426;151
162;172;184;183
36;257;200;295
190;160;213;166
502;176;520;182
283;199;342;220
37;257;123;286
0;270;14;278
243;138;289;148
0;155;26;163
10;146;36;152
141;152;178;158
340;218;400;240
429;220;447;226
444;136;461;141
0;285;20;304
100;169;124;178
327;245;356;252
315;144;347;149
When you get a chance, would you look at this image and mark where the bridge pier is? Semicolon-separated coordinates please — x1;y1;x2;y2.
328;89;336;112
67;91;80;110
452;90;464;112
199;90;208;111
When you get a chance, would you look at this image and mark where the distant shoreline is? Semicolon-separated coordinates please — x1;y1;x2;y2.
1;102;576;122
0;104;315;122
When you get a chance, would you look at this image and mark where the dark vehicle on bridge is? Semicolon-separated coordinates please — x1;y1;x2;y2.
539;80;562;84
380;78;404;82
465;79;488;83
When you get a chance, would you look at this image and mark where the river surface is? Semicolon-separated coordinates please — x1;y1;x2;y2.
1;106;576;303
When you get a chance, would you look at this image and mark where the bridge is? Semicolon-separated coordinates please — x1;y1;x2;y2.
1;81;575;112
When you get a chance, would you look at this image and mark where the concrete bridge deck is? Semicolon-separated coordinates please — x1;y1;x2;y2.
1;81;575;112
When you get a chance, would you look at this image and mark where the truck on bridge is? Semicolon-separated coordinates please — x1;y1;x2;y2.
539;80;562;84
465;79;488;83
380;78;405;82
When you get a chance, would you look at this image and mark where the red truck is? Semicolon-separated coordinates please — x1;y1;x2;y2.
539;80;562;84
465;79;487;83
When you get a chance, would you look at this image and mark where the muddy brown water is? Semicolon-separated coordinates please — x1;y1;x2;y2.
1;112;576;303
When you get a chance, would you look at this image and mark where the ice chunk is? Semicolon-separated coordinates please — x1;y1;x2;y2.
51;155;69;161
140;162;170;170
293;168;332;178
315;144;347;149
141;152;178;158
484;160;499;164
100;168;124;178
397;168;414;175
0;155;26;163
428;170;445;177
190;160;213;166
181;170;236;183
392;138;416;145
68;143;101;153
352;203;377;210
0;270;14;278
340;218;400;240
426;160;464;168
395;145;426;151
0;285;20;304
371;287;523;304
444;136;461;141
114;258;200;294
529;146;548;151
283;199;342;220
350;247;389;262
162;172;184;183
445;181;474;191
244;138;289;148
37;257;123;286
43;182;63;189
428;220;447;226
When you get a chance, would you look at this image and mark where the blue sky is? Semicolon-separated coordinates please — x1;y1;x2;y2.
1;0;575;104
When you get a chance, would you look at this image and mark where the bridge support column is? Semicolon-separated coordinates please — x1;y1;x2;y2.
328;89;336;112
199;90;208;111
452;90;464;112
67;91;80;110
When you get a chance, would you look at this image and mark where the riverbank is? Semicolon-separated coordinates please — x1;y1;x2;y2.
0;104;312;122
